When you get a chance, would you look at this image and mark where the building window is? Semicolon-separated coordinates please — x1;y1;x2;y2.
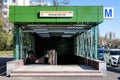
3;5;7;8
4;12;7;15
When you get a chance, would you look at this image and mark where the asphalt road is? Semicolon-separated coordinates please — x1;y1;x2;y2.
106;65;120;80
0;56;120;80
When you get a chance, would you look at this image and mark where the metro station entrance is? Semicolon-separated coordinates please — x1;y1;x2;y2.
35;36;74;64
9;6;104;65
22;25;81;65
7;6;107;77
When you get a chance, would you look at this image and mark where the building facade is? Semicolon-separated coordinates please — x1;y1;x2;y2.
2;0;50;32
3;0;30;18
0;0;3;16
2;0;30;32
2;0;50;18
105;32;115;40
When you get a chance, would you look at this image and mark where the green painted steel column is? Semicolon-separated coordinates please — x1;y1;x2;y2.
94;26;98;60
15;26;19;60
90;28;93;59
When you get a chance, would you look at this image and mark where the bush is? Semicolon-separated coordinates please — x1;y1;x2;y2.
0;32;13;50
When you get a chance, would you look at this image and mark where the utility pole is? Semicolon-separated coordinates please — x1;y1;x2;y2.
40;0;44;3
54;0;70;6
53;0;57;6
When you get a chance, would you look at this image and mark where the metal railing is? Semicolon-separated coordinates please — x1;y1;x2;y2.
0;65;6;76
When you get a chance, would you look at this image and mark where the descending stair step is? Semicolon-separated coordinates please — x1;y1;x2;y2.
10;71;103;77
11;70;100;73
10;65;104;77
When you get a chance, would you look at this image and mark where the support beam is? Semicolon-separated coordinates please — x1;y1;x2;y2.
15;26;20;60
91;27;95;59
94;26;98;60
23;29;87;33
90;29;93;59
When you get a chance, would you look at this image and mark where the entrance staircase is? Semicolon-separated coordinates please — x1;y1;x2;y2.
10;65;103;77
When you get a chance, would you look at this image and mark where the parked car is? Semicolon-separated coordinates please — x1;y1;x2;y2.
98;49;106;60
118;56;120;70
104;49;120;66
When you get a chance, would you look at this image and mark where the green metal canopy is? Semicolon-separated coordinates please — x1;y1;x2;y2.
9;6;103;36
9;6;103;23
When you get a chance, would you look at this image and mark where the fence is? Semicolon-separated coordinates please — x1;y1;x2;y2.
0;65;6;76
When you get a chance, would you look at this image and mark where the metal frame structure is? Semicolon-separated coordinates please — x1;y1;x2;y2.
76;26;99;60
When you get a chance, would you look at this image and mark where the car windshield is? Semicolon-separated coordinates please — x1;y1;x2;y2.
110;51;120;55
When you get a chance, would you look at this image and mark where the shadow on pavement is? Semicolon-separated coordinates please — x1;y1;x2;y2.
107;66;120;73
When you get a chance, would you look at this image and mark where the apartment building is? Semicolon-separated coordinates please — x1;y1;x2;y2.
2;0;30;32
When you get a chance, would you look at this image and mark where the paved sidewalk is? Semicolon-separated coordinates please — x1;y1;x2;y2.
0;66;120;80
15;64;96;72
0;55;119;80
0;76;105;80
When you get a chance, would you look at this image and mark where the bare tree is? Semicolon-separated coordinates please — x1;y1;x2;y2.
53;0;70;6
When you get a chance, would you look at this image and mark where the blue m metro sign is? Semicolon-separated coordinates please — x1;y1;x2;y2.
104;7;114;19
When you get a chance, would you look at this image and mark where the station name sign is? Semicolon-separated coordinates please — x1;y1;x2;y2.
40;11;73;17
